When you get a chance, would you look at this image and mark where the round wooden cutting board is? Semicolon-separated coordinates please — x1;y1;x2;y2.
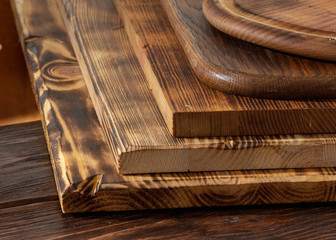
203;0;336;61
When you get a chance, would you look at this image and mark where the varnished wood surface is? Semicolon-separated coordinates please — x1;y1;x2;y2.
3;122;336;239
114;0;336;137
0;0;39;126
163;0;336;99
12;0;336;212
203;0;336;61
55;0;336;174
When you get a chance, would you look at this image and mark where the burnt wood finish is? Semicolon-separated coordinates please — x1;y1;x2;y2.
55;0;336;174
203;0;336;61
3;123;336;239
11;0;336;212
115;0;336;137
163;0;336;99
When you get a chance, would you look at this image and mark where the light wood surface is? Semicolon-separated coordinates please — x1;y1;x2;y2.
162;0;336;99
55;0;336;174
203;0;336;61
12;0;336;212
4;122;336;239
0;0;39;126
114;0;336;137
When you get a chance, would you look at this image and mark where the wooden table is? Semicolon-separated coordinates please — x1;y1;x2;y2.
1;121;336;239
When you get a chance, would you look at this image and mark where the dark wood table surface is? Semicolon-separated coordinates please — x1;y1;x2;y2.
1;121;336;239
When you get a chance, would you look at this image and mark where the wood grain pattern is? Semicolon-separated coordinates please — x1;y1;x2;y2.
0;121;57;209
203;0;336;61
0;0;39;126
114;0;336;137
12;0;336;212
162;0;336;99
11;0;118;206
3;122;336;240
4;199;336;240
55;0;336;174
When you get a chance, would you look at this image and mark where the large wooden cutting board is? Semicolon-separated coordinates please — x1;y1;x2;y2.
203;0;336;61
162;0;336;99
12;0;336;212
114;0;336;138
54;0;336;174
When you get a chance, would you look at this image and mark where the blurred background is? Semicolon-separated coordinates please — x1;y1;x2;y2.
0;0;40;126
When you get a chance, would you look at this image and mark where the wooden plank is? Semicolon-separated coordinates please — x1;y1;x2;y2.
203;0;336;61
55;0;336;174
114;0;336;137
162;0;336;99
12;0;336;212
0;0;39;126
3;200;336;239
0;121;57;209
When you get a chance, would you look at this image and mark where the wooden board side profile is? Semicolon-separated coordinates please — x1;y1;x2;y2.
203;0;336;61
161;0;336;99
114;0;336;137
55;0;336;174
12;0;336;212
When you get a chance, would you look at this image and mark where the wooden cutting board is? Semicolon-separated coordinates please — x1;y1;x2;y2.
114;0;336;138
203;0;336;61
163;0;336;99
12;0;336;212
53;0;336;174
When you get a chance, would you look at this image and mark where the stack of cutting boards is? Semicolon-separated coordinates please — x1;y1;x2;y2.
11;0;336;212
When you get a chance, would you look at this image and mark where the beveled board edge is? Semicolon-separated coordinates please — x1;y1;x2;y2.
162;0;336;99
203;0;336;62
